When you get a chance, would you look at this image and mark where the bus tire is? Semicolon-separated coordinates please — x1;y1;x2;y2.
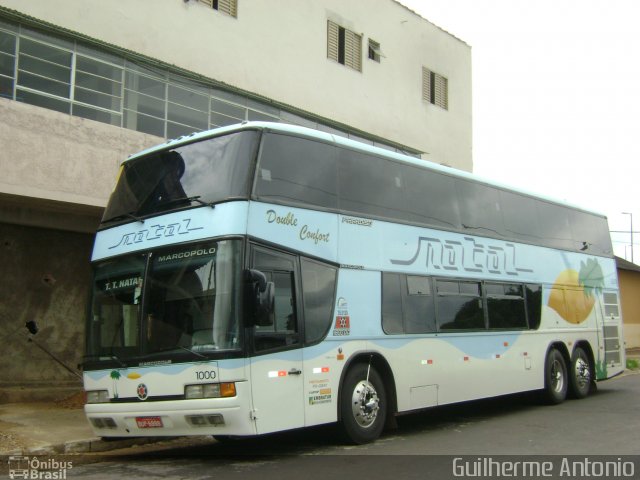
340;363;386;444
569;347;592;399
543;348;568;404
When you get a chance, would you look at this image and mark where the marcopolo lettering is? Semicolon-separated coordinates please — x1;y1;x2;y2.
157;247;216;263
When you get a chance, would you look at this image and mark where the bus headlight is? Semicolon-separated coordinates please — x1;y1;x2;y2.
185;383;236;399
86;390;110;403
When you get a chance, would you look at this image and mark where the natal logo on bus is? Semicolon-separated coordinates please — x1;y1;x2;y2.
333;315;350;336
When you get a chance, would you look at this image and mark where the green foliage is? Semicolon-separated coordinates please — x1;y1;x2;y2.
595;360;608;380
627;359;639;370
579;258;604;298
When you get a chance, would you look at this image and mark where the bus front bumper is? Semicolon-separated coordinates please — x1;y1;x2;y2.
84;392;256;438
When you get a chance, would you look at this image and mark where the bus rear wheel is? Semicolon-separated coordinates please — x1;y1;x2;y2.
569;347;592;399
543;348;568;404
340;363;386;444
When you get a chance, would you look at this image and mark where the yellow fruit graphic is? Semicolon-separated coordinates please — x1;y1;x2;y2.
548;259;604;324
127;372;141;380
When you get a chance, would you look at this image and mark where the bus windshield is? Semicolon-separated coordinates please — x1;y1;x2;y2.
86;239;243;362
101;130;259;227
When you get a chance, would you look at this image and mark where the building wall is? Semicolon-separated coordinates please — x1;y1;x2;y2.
619;269;640;348
0;0;472;169
0;97;161;219
0;223;93;394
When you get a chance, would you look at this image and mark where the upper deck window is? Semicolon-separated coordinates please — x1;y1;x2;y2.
101;130;259;227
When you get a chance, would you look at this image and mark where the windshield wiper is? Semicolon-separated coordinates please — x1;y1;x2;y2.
162;196;215;209
104;212;145;224
176;345;208;360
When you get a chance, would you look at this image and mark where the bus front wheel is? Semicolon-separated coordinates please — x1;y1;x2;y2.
543;348;568;404
340;363;386;444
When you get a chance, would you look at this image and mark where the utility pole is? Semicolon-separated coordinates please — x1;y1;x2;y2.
622;212;634;264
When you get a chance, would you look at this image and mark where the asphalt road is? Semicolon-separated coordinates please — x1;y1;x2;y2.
66;371;640;479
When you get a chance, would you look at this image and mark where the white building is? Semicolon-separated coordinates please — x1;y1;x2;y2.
0;0;471;393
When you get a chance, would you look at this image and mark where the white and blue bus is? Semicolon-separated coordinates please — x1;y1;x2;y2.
84;122;624;444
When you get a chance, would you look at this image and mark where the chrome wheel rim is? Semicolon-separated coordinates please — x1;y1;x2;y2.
551;358;565;393
351;379;380;428
574;357;591;389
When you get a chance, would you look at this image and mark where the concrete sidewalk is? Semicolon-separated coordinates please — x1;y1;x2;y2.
0;399;174;455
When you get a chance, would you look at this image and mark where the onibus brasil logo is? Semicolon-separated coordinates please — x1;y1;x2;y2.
7;456;73;479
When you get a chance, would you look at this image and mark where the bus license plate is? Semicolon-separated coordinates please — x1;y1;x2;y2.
136;416;163;428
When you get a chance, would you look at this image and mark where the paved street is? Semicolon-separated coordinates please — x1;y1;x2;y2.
64;371;640;479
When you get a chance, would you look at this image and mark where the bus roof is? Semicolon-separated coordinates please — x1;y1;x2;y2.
126;121;607;219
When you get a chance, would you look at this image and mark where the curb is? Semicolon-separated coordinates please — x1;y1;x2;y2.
1;437;175;456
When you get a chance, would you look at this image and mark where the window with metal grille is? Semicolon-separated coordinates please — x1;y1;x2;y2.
327;20;362;72
198;0;237;18
422;66;448;110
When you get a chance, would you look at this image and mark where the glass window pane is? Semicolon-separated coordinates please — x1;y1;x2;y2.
73;104;121;126
457;180;504;237
256;133;338;209
525;284;542;330
488;298;526;329
17;70;70;97
211;112;241;127
403;166;461;229
0;30;16;55
0;51;14;77
19;55;70;83
167;102;208;130
301;258;337;344
459;282;480;295
169;84;208;111
75;71;121;96
76;55;123;81
211;98;245;118
437;296;484;330
382;273;403;334
338;149;405;220
21;28;73;51
536;203;573;250
166;121;201;139
125;71;166;99
500;190;540;241
124;89;165;118
19;38;71;67
16;89;69;113
403;279;436;333
0;75;13;99
407;275;431;295
247;109;278;122
436;280;459;294
75;87;121;111
124;109;164;137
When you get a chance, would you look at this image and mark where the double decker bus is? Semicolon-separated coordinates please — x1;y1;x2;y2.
83;122;624;444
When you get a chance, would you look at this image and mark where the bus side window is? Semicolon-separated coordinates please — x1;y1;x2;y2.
251;247;299;352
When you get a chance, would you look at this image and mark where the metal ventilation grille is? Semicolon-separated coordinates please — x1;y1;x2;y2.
603;325;621;365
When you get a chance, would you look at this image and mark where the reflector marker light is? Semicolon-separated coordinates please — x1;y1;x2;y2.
268;371;288;378
312;367;330;374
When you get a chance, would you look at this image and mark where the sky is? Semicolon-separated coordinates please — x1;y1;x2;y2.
397;0;640;262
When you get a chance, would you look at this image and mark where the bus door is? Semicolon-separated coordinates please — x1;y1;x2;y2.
248;246;305;434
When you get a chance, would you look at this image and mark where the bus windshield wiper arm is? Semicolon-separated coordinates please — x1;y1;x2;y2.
176;345;208;359
162;195;215;209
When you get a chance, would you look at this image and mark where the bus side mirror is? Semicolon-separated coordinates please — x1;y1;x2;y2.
245;269;274;327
